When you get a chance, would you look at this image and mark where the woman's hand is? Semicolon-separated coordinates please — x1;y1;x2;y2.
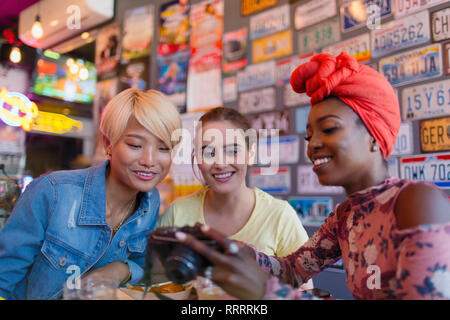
175;223;270;300
83;261;130;285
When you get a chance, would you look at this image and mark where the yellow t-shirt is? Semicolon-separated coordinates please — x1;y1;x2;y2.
157;187;309;257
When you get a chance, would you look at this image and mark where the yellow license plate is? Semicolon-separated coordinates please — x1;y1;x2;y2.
420;117;450;152
241;0;277;16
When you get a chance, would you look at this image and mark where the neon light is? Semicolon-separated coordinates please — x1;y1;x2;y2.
43;49;60;60
32;111;83;135
0;88;39;131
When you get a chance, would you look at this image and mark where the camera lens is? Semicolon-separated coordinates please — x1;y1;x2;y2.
164;245;206;284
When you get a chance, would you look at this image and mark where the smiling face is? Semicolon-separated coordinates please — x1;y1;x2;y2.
195;120;254;195
306;97;378;193
105;116;172;194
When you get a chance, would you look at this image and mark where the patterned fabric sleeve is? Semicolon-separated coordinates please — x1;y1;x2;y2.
394;223;450;299
256;208;343;298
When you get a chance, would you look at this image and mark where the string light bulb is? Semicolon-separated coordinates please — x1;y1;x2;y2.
31;14;43;39
9;46;22;63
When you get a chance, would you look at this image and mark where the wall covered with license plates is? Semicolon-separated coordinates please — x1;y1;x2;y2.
109;0;449;299
216;0;450;228
114;0;450;225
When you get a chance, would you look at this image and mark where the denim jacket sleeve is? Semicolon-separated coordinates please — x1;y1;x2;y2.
0;176;55;299
124;192;160;286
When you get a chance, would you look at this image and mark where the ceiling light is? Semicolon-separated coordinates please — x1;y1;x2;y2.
9;46;22;63
31;15;44;39
81;32;90;40
49;19;59;27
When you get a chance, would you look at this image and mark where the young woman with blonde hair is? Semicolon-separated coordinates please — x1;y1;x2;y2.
0;88;182;299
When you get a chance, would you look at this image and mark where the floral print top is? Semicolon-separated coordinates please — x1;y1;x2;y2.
257;178;450;299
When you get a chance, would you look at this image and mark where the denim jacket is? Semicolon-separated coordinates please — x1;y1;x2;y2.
0;161;160;300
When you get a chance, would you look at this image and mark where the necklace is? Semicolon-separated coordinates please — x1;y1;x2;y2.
106;197;136;234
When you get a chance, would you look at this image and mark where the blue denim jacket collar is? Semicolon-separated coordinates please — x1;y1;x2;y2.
77;161;152;226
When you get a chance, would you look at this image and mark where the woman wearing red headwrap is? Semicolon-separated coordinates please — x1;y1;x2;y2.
170;52;450;300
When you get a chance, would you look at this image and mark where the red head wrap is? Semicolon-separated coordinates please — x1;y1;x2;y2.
290;51;400;158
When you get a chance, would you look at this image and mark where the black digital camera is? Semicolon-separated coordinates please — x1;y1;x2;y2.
146;225;222;284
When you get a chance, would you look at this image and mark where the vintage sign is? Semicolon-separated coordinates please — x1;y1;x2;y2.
322;33;371;62
249;4;289;40
379;44;442;87
252;29;293;63
295;105;312;134
249;166;291;194
431;7;450;42
294;0;337;30
158;0;190;56
157;49;189;113
420;117;450;153
276;53;315;86
223;28;248;75
249;110;290;136
400;153;450;188
288;197;334;226
222;76;237;103
283;84;310;108
371;10;430;58
237;60;276;92
297;165;344;194
401;78;450;121
238;87;276;114
186;0;224;113
394;0;446;19
298;17;341;55
0;88;39;131
341;0;393;33
241;0;278;16
121;4;154;62
445;41;450;75
391;122;414;156
258;135;300;165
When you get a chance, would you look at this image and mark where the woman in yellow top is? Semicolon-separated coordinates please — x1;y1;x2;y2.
157;107;310;259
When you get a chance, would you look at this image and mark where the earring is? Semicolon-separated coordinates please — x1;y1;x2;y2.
371;145;379;152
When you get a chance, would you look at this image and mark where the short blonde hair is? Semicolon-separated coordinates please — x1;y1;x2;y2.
100;88;182;149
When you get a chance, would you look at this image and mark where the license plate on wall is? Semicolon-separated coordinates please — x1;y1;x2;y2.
400;153;450;188
401;78;450;121
371;10;430;58
431;7;450;42
379;44;442;87
341;0;393;33
420;117;450;153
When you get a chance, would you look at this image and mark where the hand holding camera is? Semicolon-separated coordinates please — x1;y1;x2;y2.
147;223;269;300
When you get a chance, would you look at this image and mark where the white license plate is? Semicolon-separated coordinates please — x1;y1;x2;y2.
341;0;393;33
222;76;237;103
371;10;430;58
401;78;450;121
379;44;442;87
237;60;276;92
322;33;371;63
250;4;290;40
294;0;337;30
400;153;450;188
297;165;344;194
249;167;291;193
258;135;300;165
238;87;276;114
391;122;413;155
297;17;341;55
276;53;315;86
394;0;446;18
248;110;290;136
431;7;450;42
283;84;310;107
